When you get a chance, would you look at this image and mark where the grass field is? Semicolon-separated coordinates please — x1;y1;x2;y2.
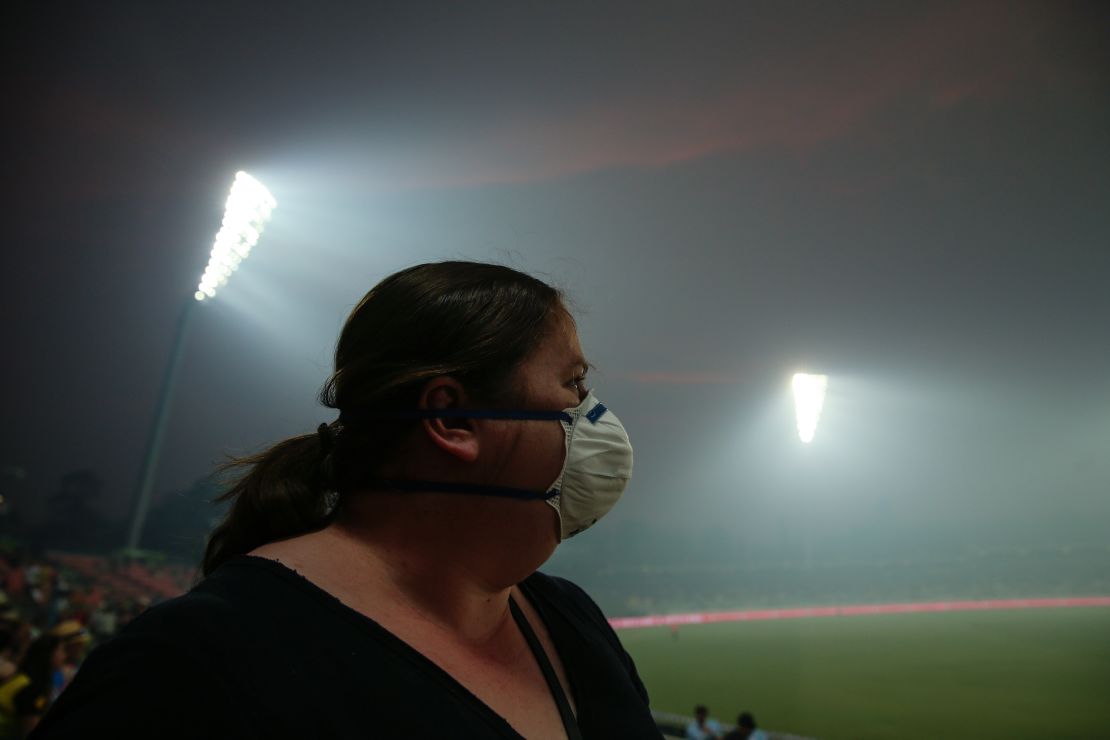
618;606;1110;740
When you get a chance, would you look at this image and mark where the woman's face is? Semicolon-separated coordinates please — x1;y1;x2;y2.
483;310;589;503
516;309;590;412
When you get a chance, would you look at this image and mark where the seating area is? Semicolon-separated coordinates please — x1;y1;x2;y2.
48;551;194;604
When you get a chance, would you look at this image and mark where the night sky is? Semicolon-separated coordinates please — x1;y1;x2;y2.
4;2;1108;556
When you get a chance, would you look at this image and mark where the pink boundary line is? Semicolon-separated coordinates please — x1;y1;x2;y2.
607;596;1110;630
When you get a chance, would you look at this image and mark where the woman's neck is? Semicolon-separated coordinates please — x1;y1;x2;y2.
249;496;549;645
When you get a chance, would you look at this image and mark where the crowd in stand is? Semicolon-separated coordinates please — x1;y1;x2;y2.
0;549;193;738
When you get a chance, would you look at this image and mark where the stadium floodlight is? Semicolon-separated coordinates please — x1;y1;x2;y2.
194;171;277;302
792;372;828;444
126;171;276;553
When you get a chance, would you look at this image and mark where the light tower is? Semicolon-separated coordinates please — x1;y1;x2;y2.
125;172;276;552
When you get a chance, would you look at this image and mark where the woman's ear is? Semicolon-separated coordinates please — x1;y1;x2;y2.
418;377;480;463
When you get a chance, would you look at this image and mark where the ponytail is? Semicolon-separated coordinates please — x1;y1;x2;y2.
202;428;337;576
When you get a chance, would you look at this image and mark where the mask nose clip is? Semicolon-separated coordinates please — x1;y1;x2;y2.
585;402;608;424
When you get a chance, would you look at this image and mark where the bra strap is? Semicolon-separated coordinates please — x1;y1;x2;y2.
508;597;584;740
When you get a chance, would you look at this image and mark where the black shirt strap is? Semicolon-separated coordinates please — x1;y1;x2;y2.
508;597;584;740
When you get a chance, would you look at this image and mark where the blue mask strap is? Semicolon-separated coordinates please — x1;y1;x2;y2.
342;408;573;423
362;478;559;501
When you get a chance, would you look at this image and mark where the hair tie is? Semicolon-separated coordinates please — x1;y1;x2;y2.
316;422;336;455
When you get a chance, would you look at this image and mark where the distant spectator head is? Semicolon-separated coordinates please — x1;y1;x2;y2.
49;620;90;663
48;621;86;643
738;712;757;729
695;705;709;720
202;262;565;576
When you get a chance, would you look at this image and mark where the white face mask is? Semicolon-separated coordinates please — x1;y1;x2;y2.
543;391;634;540
352;391;633;540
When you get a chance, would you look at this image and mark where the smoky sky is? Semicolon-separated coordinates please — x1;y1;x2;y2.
3;1;1108;553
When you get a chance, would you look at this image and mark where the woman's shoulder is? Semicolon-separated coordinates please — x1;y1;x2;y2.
56;557;315;693
116;557;278;642
522;571;620;646
31;558;315;739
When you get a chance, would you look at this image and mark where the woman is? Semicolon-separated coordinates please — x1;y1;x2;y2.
33;262;660;739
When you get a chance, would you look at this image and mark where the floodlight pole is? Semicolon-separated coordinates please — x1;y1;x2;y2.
791;372;827;570
123;171;275;554
125;298;197;552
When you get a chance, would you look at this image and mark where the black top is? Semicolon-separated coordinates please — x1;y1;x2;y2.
31;556;660;739
507;597;582;740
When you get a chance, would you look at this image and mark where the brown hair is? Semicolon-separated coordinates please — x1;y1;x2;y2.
202;261;563;575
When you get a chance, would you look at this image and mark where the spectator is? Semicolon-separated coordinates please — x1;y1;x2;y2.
44;624;87;697
0;635;64;738
0;617;29;685
731;711;767;740
0;634;17;684
686;704;723;740
86;606;115;644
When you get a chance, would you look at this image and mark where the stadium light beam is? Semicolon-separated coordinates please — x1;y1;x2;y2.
194;171;277;302
792;372;828;444
126;171;276;553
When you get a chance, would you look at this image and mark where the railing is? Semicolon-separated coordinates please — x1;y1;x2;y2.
610;595;1110;629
